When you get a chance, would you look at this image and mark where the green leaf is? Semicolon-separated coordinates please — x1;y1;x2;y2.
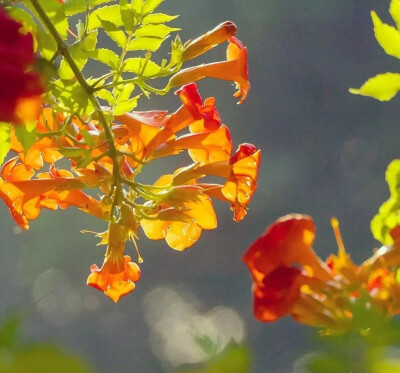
143;13;178;24
143;0;165;14
52;80;94;116
120;0;136;32
14;122;37;153
113;97;139;115
134;24;180;39
90;0;114;6
0;123;11;166
95;89;115;105
131;0;144;13
177;344;251;373
124;58;161;76
99;18;127;48
59;30;98;79
371;160;400;244
127;36;165;51
113;83;138;115
390;0;400;29
114;82;135;102
89;48;119;69
371;11;400;59
1;345;92;373
64;0;87;16
349;73;400;101
88;5;123;31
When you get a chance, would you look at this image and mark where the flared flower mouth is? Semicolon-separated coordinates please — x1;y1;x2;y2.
87;255;141;303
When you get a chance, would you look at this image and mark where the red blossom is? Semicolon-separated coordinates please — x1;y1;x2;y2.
0;9;43;123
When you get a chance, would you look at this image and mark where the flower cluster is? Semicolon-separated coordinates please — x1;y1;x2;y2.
243;214;400;331
0;8;42;124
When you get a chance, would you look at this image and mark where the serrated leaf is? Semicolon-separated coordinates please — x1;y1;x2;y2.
0;122;11;165
89;48;119;69
131;0;144;13
64;0;87;16
95;89;115;105
390;0;400;30
14;122;37;153
90;0;114;6
59;30;98;79
134;24;180;39
53;80;94;115
113;97;139;115
124;58;161;76
120;0;136;32
371;160;400;245
99;18;127;48
88;5;123;31
349;73;400;101
143;13;178;24
114;83;135;102
127;36;165;51
371;11;400;58
143;0;165;14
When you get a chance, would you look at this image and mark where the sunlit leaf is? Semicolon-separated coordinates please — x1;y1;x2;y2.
89;48;119;69
143;0;165;15
113;97;139;115
127;36;165;51
99;18;127;48
349;73;400;101
143;13;178;24
120;0;136;32
59;30;98;79
134;24;180;39
390;0;400;30
95;89;115;105
88;5;122;31
0;122;11;165
371;11;400;58
14;121;37;153
124;58;161;76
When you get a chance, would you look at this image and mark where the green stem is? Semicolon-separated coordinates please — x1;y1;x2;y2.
31;0;122;219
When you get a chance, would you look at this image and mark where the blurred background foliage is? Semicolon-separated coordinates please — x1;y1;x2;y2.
2;0;400;371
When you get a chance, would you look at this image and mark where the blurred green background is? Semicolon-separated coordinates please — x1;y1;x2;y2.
2;0;400;371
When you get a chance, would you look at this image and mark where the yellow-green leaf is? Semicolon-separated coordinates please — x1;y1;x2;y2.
88;5;123;31
143;13;178;24
371;11;400;58
143;0;165;14
124;58;161;76
127;36;165;51
390;0;400;30
113;97;139;115
0;122;11;165
349;73;400;101
95;89;115;105
134;24;180;39
14;122;37;153
99;18;127;48
89;48;119;69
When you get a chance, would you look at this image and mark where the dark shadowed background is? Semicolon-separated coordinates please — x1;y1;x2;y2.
1;0;399;371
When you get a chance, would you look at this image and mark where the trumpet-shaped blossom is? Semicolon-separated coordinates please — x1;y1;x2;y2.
87;222;141;302
140;174;217;251
169;37;250;104
243;214;400;330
